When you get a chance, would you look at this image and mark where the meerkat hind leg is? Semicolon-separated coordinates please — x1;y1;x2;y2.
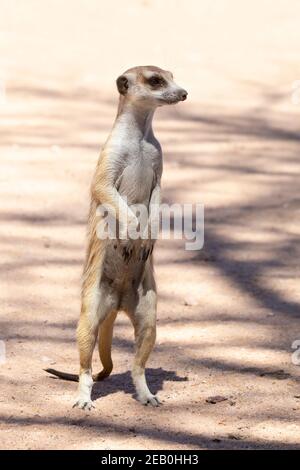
130;271;160;406
74;282;116;410
73;311;98;410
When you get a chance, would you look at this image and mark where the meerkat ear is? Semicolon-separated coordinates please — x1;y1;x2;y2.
116;75;129;95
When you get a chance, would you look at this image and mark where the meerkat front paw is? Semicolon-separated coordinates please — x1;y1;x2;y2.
122;245;133;262
118;239;135;263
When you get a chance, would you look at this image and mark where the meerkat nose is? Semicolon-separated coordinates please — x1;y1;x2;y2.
180;90;188;101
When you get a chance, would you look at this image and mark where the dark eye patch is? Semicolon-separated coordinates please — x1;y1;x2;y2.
147;75;166;88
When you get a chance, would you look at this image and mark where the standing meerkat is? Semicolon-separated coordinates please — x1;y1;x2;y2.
46;66;187;409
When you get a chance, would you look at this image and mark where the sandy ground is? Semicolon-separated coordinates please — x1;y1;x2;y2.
1;0;300;450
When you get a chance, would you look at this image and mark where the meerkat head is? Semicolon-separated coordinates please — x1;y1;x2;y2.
116;65;187;108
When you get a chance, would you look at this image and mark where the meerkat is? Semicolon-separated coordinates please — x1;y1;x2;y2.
45;65;187;409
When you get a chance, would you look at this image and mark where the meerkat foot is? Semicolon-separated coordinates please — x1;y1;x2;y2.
73;398;95;410
74;371;94;410
138;393;161;407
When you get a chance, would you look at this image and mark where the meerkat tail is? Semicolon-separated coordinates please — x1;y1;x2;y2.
96;311;117;381
44;368;111;382
44;368;79;382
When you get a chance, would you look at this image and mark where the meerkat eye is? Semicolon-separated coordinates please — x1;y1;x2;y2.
148;75;164;87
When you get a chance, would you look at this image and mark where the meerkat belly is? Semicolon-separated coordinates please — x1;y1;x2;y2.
101;161;155;289
101;240;146;290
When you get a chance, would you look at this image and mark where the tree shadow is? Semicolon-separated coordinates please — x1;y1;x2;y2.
1;412;300;450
